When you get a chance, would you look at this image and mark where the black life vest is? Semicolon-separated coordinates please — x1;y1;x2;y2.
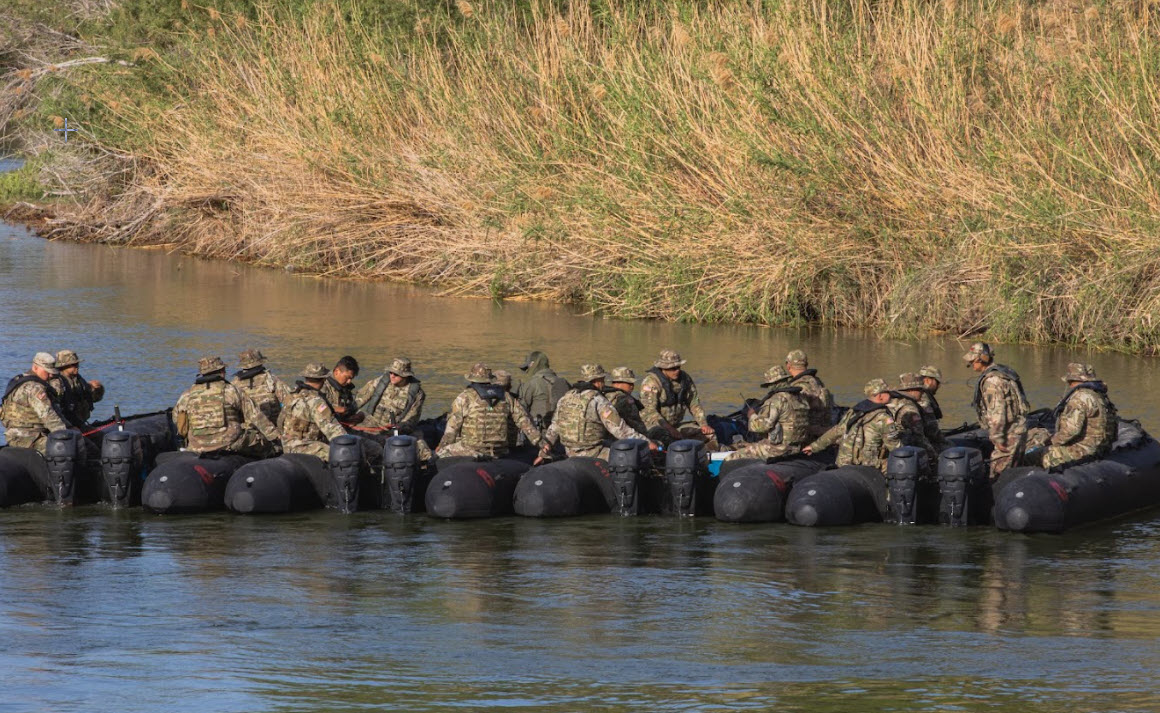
194;373;226;386
360;375;422;418
845;399;888;433
647;367;693;409
327;376;356;410
924;390;943;420
470;382;507;407
754;385;804;409
889;391;933;431
3;372;48;405
234;365;267;382
602;385;643;411
53;374;95;426
1051;381;1108;422
971;363;1029;411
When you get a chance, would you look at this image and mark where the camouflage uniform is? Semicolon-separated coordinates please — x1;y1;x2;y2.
807;379;902;472
278;364;349;460
785;350;836;439
231;349;290;424
321;376;359;421
1;354;73;453
438;363;542;459
1036;364;1119;470
606;367;648;436
540;364;648;460
890;373;938;463
639;350;708;435
515;351;569;427
964;343;1029;477
174;356;280;458
355;357;425;432
725;365;811;462
916;365;950;452
47;349;104;426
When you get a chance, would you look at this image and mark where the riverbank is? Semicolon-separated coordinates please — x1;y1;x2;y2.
3;0;1160;351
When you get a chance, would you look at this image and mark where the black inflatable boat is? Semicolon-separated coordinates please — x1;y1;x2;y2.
713;455;831;523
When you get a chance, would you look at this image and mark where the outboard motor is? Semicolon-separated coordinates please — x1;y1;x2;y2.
382;435;419;514
664;439;706;516
100;431;142;509
937;447;988;526
885;446;928;524
44;430;84;506
608;439;650;515
328;435;363;514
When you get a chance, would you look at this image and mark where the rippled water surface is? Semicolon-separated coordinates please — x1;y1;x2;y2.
3;157;1160;711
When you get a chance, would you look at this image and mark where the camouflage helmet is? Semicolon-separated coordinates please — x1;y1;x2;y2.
610;366;636;384
919;365;943;382
33;351;59;375
1062;362;1097;383
387;357;414;378
198;356;227;376
785;349;809;368
961;341;994;365
492;369;512;388
579;363;609;382
237;348;267;370
864;378;889;398
760;364;792;386
54;349;81;368
897;372;925;391
466;362;493;383
654;349;686;369
300;362;329;379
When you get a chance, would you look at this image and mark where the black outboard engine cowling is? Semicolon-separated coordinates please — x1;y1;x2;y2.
328;435;364;514
664;439;708;516
608;439;650;515
44;430;84;506
885;446;929;524
100;431;142;509
383;435;421;514
937;447;988;526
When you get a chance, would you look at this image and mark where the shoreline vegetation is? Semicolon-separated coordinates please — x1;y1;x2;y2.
2;0;1159;351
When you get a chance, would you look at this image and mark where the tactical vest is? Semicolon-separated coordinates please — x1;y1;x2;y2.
766;388;810;447
554;386;606;450
921;391;943;421
364;378;422;422
51;373;95;426
183;379;243;449
233;369;282;423
461;387;512;450
0;373;53;429
1053;382;1119;450
972;363;1030;414
840;400;890;466
646;367;693;409
888;392;930;435
279;385;329;442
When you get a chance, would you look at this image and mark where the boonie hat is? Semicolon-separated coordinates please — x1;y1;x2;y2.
864;378;889;398
300;362;329;379
54;349;81;368
492;369;512;388
785;349;808;368
961;342;994;365
466;362;493;383
198;356;227;376
761;365;792;386
388;357;415;378
1062;363;1097;383
610;366;636;385
33;352;59;375
654;349;686;369
237;348;267;370
579;363;609;382
897;372;924;391
919;365;943;382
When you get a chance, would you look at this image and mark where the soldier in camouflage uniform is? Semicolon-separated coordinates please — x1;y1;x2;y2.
784;349;836;439
916;365;950;452
804;379;902;472
515;351;569;428
355;357;425;433
1;352;77;453
493;370;522;450
174;356;280;458
321;355;364;426
605;367;648;435
536;364;653;463
231;348;290;424
438;363;543;459
964;342;1030;478
47;349;104;427
1026;363;1118;470
891;372;939;463
278;362;350;460
724;365;811;462
639;349;714;444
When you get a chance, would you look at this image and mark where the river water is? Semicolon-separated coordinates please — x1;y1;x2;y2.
3;157;1160;711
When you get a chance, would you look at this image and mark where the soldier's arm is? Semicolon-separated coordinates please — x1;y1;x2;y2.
748;400;778;436
238;389;281;441
91;380;105;403
313;401;348;442
30;385;71;433
806;420;843;453
1051;402;1088;446
979;379;1008;444
354;378;377;407
881;417;904;456
174;393;190;438
686;381;707;427
438;395;466;448
639;378;665;430
510;395;543;445
274;376;291;405
399;388;425;429
540;420;560;451
596;395;646;441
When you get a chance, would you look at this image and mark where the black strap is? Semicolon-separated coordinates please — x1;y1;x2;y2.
646;367;692;408
1051;381;1108;422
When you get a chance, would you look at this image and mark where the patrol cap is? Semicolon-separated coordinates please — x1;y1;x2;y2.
33;352;59;375
654;349;686;369
579;363;609;381
387;357;414;378
864;378;889;398
519;350;546;371
492;369;512;388
466;362;493;383
919;365;943;382
1062;362;1097;383
962;341;994;365
300;362;329;379
237;348;267;370
785;349;808;368
197;356;227;376
610;366;636;384
54;349;81;368
897;372;924;391
760;364;792;386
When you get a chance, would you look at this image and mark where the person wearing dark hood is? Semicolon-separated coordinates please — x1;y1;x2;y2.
515;350;568;428
1025;363;1118;470
321;355;364;426
231;348;289;424
173;356;280;457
